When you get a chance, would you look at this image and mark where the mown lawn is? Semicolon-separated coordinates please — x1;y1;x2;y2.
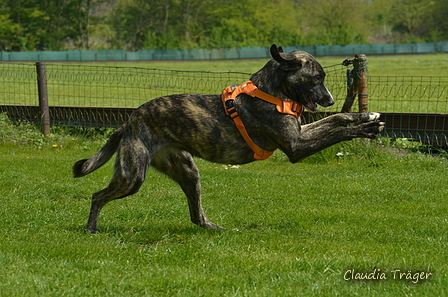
0;119;447;296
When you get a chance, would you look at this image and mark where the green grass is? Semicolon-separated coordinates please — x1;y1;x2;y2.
1;54;447;113
0;116;447;296
79;53;448;77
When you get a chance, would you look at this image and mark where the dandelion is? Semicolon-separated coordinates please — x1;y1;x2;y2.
336;152;350;157
222;164;240;169
52;144;58;148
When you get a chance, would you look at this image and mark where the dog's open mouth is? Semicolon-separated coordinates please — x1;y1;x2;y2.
304;95;318;112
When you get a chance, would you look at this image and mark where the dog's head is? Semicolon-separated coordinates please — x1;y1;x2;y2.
270;44;334;111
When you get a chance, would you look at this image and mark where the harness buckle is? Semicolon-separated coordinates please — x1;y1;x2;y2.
224;98;238;116
225;98;235;110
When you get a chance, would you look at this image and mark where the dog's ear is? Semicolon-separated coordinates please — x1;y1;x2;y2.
270;44;285;63
270;44;301;71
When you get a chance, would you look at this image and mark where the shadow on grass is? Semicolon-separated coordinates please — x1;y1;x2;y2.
66;221;225;245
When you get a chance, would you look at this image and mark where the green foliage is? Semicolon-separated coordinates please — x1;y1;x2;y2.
380;138;448;157
0;113;46;149
0;10;20;51
0;113;113;150
299;0;369;46
1;0;447;51
0;0;98;51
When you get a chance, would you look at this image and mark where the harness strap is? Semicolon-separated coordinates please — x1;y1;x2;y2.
222;80;303;160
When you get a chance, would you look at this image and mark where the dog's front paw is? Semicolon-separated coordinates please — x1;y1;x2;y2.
362;121;385;138
368;112;381;122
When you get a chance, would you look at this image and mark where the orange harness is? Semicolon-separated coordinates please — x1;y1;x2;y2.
222;80;303;160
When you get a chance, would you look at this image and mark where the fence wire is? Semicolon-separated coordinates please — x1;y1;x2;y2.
322;62;352;112
1;63;253;127
1;61;447;147
369;76;448;114
0;63;37;105
369;75;448;146
43;64;252;108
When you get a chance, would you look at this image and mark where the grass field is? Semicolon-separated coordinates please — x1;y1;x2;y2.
81;53;448;77
0;111;447;296
1;54;447;295
1;53;448;113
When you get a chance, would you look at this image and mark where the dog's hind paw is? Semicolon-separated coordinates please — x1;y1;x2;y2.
199;221;224;230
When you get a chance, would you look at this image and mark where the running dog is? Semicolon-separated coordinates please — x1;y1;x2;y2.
73;44;384;232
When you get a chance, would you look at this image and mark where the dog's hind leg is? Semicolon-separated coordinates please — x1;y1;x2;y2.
86;137;151;233
151;148;222;229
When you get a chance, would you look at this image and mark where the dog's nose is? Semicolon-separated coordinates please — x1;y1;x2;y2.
326;96;335;106
320;97;334;107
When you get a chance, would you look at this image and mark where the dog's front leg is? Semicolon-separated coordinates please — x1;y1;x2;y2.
283;112;384;163
300;112;381;138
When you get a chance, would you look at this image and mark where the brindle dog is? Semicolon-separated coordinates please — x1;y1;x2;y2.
74;44;384;232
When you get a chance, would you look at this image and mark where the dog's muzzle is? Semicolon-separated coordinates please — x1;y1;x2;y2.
325;86;335;105
317;85;334;107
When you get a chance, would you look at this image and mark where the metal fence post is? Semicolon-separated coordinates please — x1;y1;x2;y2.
36;62;50;135
341;66;356;113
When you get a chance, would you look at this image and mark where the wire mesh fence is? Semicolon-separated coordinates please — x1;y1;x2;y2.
369;76;448;114
0;60;447;147
0;63;37;106
43;64;253;107
368;75;448;146
1;63;253;128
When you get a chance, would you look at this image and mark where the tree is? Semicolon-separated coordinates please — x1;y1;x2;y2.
1;0;447;51
299;0;369;46
1;0;48;51
390;0;436;42
427;0;448;41
107;0;172;50
0;5;21;50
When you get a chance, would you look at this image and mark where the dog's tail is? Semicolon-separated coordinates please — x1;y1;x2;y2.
73;125;125;178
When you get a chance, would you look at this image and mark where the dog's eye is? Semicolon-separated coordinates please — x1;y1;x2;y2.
308;76;321;85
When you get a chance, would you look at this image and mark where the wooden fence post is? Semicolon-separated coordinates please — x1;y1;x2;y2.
36;62;50;135
340;54;368;113
355;54;368;113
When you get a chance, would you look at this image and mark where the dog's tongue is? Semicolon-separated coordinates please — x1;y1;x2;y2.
305;100;318;112
302;95;319;111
